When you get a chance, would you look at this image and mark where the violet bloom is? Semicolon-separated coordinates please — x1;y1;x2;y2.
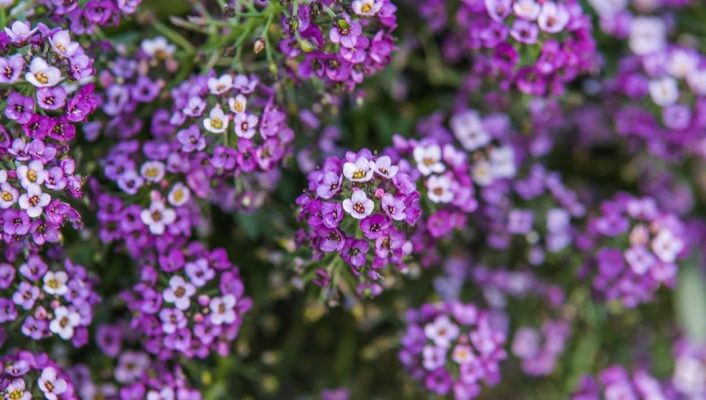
6;92;35;124
37;87;67;111
329;15;363;48
0;55;25;83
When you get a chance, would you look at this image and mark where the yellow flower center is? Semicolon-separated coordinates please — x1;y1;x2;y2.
35;72;49;84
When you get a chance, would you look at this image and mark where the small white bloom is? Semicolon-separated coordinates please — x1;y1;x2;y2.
427;174;454;203
43;271;69;296
513;0;541;20
208;74;233;95
140;200;177;235
472;160;493;186
16;160;47;189
342;189;375;219
537;1;570;33
49;30;80;58
49;306;81;340
38;367;68;400
424;315;460;348
140;161;165;183
228;94;248;114
18;184;51;218
673;356;706;397
450;110;490;151
629;17;666;56
668;49;699;79
413;144;445;176
5;379;31;400
141;36;176;59
352;0;383;16
648;77;680;107
371;155;398;179
0;182;18;209
343;157;374;182
489;146;516;179
203;105;229;134
209;294;237;325
25;57;61;88
4;21;36;44
168;183;191;207
162;275;196;310
651;228;684;263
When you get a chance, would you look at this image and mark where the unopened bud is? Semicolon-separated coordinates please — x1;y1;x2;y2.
223;5;236;18
253;38;265;55
298;38;315;53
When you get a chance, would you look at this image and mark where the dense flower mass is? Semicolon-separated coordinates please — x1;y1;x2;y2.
580;193;687;307
121;242;252;359
295;149;420;296
572;365;673;399
1;0;706;398
399;302;507;399
279;0;397;90
0;351;77;400
0;250;99;347
418;0;599;95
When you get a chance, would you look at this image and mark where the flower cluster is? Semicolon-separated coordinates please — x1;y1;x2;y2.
579;193;687;307
168;72;294;209
37;0;141;35
88;36;177;140
120;242;252;359
296;149;421;295
69;323;202;400
399;302;507;399
420;0;598;95
588;0;688;40
608;45;706;159
511;319;571;376
0;350;77;400
0;251;99;347
572;365;672;399
0;22;97;247
479;164;585;266
279;0;397;90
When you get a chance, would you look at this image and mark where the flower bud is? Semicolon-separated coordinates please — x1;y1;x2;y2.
253;38;265;55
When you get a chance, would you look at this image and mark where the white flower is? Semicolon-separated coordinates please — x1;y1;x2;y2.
168;183;191;207
450;110;490;151
427;174;454;203
16;160;47;189
648;77;680;107
18;184;51;218
513;0;540;20
38;367;68;400
352;0;383;16
472;160;493;186
162;275;196;310
25;57;61;88
687;69;706;96
424;315;459;348
673;356;706;397
203;105;229;134
49;30;80;58
141;36;176;59
4;21;36;44
140;200;176;235
228;94;248;114
208;74;233;95
234;112;258;139
209;294;237;325
489;146;516;179
43;271;69;296
5;379;31;400
371;156;398;179
451;344;475;365
140;161;165;183
0;182;18;209
342;189;375;219
343;157;374;182
651;228;684;263
422;345;446;370
537;1;569;33
413;144;445;176
629;17;666;56
49;306;81;340
668;49;699;79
